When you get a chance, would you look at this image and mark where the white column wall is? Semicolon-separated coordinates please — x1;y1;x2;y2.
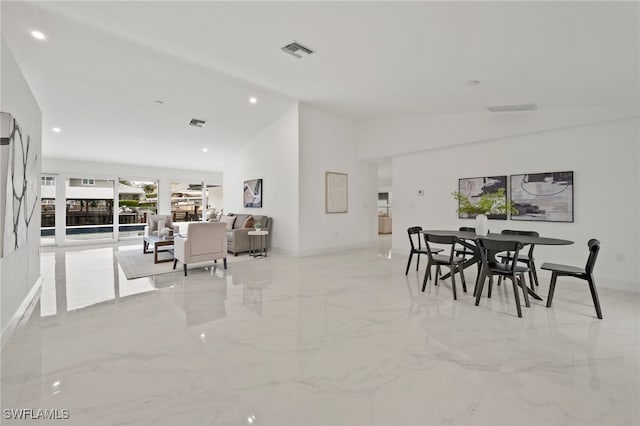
222;105;300;254
1;38;43;337
298;103;378;255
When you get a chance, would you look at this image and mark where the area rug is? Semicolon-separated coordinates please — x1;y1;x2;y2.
115;248;256;279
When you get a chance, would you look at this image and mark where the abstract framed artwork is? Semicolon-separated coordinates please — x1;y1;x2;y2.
243;178;263;208
325;172;348;214
458;175;508;220
510;171;574;222
1;112;39;257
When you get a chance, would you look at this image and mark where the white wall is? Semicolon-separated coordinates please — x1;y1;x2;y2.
42;158;222;216
1;38;43;335
223;105;300;254
358;105;638;161
390;118;639;292
298;104;378;255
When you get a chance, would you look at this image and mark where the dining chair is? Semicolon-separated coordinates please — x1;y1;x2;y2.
542;239;603;319
497;230;540;291
405;226;442;275
454;227;476;259
475;238;531;318
421;234;467;300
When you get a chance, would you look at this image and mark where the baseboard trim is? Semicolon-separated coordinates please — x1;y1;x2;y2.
1;274;43;350
295;242;373;257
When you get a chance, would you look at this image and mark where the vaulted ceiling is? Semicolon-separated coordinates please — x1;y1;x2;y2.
2;1;638;171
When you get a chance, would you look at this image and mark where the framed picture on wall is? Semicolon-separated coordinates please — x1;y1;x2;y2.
243;178;263;208
457;175;508;220
510;171;574;222
325;172;348;213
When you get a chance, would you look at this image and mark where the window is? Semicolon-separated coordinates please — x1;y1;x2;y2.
81;178;95;186
41;176;55;186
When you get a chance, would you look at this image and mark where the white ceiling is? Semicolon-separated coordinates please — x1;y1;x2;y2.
2;1;638;172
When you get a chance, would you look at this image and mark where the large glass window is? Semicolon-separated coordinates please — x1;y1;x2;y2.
65;178;114;241
40;174;56;245
171;182;205;222
119;179;158;238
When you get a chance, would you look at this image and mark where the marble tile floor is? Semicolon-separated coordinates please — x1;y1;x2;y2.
1;238;639;425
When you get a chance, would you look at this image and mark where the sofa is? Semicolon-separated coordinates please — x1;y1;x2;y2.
220;214;272;256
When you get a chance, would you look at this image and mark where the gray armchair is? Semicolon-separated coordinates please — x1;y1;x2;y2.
173;222;228;276
144;214;179;237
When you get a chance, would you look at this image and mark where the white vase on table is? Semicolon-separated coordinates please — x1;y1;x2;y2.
475;214;489;236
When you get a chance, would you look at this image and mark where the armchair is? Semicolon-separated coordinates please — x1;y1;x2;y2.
173;222;228;276
144;214;179;237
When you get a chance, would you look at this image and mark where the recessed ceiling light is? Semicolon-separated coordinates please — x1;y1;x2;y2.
31;30;46;40
202;148;208;152
249;97;257;104
466;80;480;86
52;127;61;133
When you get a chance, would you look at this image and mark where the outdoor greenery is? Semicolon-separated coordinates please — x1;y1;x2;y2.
119;200;140;208
452;189;518;216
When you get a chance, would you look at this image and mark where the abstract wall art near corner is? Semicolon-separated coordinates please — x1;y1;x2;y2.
243;178;263;208
510;171;574;222
1;112;39;257
457;175;508;220
325;172;348;214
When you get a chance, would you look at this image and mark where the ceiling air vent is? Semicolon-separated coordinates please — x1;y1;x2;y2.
281;42;314;59
189;118;206;127
486;103;538;112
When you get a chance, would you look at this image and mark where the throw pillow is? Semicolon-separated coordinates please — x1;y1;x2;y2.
243;215;255;228
220;215;236;230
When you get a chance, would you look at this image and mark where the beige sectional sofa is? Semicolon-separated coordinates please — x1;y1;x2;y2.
220;214;272;256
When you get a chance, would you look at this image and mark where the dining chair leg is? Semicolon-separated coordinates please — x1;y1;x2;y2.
518;273;530;308
450;265;457;300
487;276;493;298
511;277;522;318
416;252;421;272
421;264;429;292
435;265;441;286
459;266;467;292
546;273;558;308
405;252;414;275
527;268;536;292
587;275;603;319
473;265;482;297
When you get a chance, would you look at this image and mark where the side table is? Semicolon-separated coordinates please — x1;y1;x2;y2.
247;230;269;258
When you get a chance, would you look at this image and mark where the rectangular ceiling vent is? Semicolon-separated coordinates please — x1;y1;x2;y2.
486;103;538;112
281;42;314;59
189;118;206;127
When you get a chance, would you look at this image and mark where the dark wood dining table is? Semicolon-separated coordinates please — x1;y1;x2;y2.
421;230;574;301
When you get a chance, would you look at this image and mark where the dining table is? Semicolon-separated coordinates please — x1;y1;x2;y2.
420;230;574;301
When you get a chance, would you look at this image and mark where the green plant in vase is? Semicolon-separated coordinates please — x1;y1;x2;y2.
254;222;262;231
452;189;518;235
